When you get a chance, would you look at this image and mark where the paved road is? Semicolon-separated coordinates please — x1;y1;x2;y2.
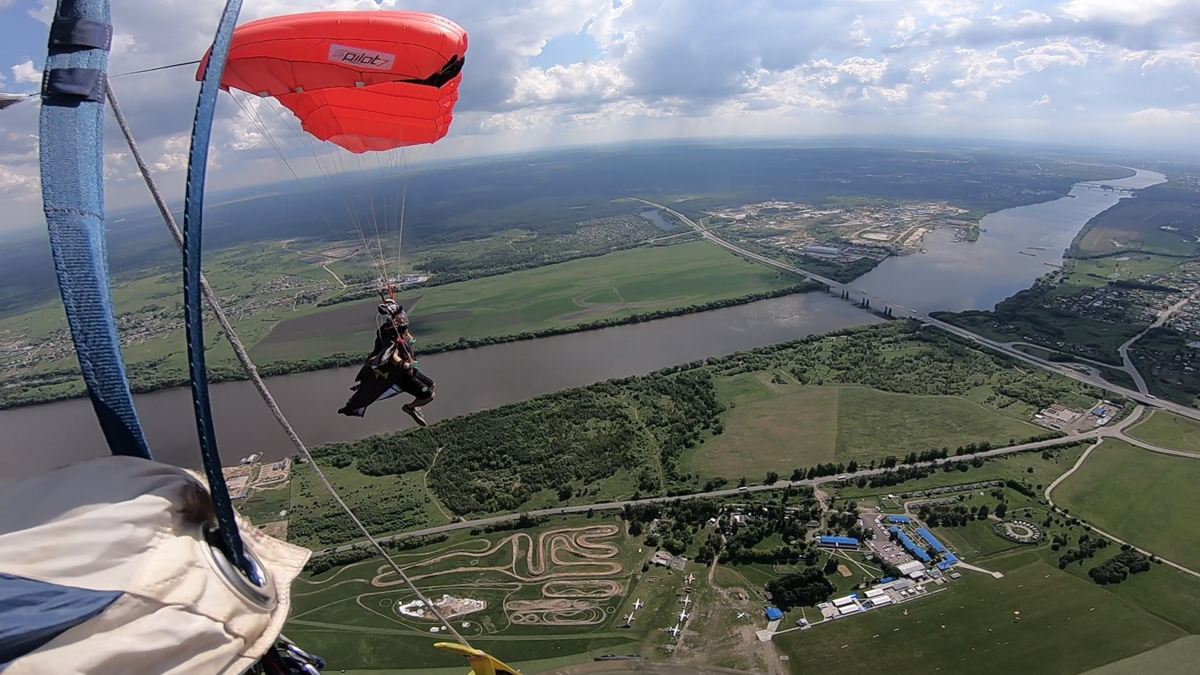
630;198;1200;425
315;430;1115;557
1045;415;1200;580
1118;289;1200;395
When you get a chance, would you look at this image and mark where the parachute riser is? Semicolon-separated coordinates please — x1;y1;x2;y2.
181;0;253;579
39;0;152;460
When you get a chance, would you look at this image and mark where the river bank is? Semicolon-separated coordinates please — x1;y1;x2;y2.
0;292;880;483
0;281;822;412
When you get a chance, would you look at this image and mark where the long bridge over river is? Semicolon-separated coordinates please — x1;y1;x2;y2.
629;197;1200;425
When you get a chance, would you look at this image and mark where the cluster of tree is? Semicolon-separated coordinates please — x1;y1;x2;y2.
624;498;723;555
765;568;836;611
313;371;721;516
1005;479;1039;499
287;491;429;546
470;513;549;535
870;554;902;580
917;503;992;528
710;489;821;564
1089;547;1152;585
855;465;937;489
1058;533;1111;568
1108;279;1179;293
303;533;449;575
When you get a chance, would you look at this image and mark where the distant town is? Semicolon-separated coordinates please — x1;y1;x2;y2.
706;200;977;266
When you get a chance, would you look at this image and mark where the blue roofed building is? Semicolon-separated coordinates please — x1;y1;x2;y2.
890;527;932;562
916;528;948;553
937;553;960;571
819;535;861;549
765;606;784;621
886;516;912;524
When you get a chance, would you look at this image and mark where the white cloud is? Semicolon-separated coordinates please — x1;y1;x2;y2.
989;9;1052;28
1130;107;1195;123
0;164;39;199
509;61;629;104
1014;40;1091;71
1;0;1200;232
11;60;40;85
850;15;872;47
1060;0;1188;26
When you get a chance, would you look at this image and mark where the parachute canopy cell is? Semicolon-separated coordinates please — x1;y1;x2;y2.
198;11;468;153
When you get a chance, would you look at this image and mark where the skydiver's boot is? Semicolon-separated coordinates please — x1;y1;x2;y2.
402;404;428;427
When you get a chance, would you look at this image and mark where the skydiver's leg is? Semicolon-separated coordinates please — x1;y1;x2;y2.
399;369;435;427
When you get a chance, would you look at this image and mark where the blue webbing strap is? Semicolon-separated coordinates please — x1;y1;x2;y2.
39;0;150;460
183;0;248;576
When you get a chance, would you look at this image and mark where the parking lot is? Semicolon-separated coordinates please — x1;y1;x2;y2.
863;514;915;568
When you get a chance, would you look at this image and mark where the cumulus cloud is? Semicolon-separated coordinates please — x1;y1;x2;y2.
1130;106;1196;123
1060;0;1189;26
11;60;39;85
1;0;1200;232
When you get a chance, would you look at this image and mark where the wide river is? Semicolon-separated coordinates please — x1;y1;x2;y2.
0;168;1166;481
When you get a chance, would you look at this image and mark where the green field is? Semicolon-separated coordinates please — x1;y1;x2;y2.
774;554;1186;675
1127;411;1200;454
688;373;1043;480
252;241;796;360
282;515;693;673
1055;438;1200;571
1083;637;1200;675
1073;184;1200;257
787;430;1200;675
1054;255;1183;296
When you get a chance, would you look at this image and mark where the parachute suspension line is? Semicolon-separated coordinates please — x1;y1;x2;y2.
228;93;301;182
183;0;252;578
246;91;386;293
107;85;476;653
110;58;202;78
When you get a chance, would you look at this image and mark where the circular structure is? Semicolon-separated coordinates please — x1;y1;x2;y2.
378;598;394;608
992;519;1044;544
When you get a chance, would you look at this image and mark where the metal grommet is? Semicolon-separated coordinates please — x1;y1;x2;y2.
200;520;277;610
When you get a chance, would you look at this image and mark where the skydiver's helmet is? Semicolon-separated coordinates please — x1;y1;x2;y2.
378;300;399;316
393;309;409;331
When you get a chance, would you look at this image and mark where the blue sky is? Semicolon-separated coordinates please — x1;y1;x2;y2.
2;0;1199;232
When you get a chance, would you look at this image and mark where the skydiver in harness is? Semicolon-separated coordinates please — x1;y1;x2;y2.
338;299;436;426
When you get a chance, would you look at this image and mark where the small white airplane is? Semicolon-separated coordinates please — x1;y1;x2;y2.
668;624;682;638
633;599;644;610
623;612;636;625
685;573;696;584
678;610;689;623
681;596;692;607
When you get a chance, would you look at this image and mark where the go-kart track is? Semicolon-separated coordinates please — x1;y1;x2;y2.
367;525;627;627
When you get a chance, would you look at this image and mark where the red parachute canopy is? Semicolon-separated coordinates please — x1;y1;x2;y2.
197;11;468;153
